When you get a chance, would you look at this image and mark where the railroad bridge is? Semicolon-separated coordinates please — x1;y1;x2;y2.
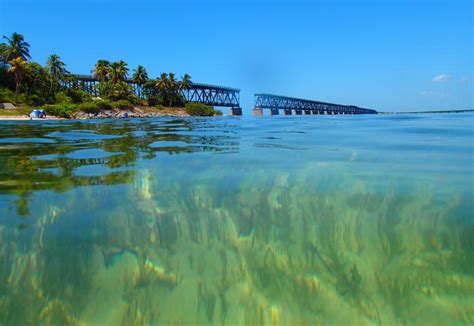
253;94;377;115
65;74;242;115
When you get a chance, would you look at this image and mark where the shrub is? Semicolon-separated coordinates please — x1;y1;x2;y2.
25;94;48;106
78;100;112;114
67;89;92;103
110;100;133;110
95;100;112;111
214;109;223;116
0;87;16;103
54;91;73;104
78;102;100;114
146;95;162;106
185;102;220;116
39;104;78;118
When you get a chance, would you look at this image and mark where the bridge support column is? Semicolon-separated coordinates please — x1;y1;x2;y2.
270;109;279;115
284;109;292;115
252;107;263;116
229;107;243;116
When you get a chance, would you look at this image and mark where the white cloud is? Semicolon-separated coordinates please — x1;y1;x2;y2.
432;74;451;82
420;90;433;96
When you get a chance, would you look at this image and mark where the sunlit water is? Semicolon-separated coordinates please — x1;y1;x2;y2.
0;114;473;325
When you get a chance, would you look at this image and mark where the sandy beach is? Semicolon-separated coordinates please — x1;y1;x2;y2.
0;116;63;120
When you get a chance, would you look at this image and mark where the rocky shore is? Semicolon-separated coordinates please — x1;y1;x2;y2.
0;106;191;120
72;106;190;119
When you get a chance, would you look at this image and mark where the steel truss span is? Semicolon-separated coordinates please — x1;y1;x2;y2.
254;94;377;115
64;75;240;108
179;83;240;107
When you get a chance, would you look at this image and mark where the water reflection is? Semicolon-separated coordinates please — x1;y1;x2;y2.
0;118;239;215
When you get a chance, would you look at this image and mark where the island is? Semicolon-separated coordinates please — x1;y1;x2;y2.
0;33;223;119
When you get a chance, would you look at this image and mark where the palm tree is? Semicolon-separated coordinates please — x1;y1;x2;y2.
92;60;110;81
132;65;148;98
109;60;128;84
7;57;27;99
132;65;148;84
179;73;192;90
155;73;168;92
166;73;179;106
167;73;178;92
2;33;31;61
46;54;69;95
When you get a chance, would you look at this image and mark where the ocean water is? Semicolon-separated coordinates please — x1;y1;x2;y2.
0;114;473;325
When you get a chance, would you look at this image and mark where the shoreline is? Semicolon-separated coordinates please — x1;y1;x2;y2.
0;106;191;121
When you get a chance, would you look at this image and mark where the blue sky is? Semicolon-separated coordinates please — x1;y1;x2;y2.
1;0;472;112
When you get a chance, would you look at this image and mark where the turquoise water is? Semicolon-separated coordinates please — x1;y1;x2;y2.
0;114;473;325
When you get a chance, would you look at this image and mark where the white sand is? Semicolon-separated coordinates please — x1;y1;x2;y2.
0;116;62;120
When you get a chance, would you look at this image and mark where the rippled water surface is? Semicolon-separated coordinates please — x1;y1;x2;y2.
0;114;473;325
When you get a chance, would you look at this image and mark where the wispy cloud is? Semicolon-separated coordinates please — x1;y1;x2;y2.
432;74;451;82
420;90;433;96
460;76;471;83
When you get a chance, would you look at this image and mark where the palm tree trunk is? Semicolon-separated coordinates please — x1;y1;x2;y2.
14;72;21;102
49;77;54;97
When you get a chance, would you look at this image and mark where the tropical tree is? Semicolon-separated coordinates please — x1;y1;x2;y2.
109;82;133;101
92;59;110;81
0;43;8;65
46;54;69;95
22;62;52;105
132;65;148;84
2;33;31;62
179;73;192;90
155;73;168;92
109;60;128;84
132;65;148;99
167;73;181;106
167;72;178;93
7;57;27;98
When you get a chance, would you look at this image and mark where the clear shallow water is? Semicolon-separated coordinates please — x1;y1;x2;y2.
0;114;473;325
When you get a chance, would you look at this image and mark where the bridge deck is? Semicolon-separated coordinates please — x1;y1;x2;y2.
254;93;377;115
71;74;239;93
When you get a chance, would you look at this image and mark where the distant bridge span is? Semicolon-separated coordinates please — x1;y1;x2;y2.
253;94;377;115
65;74;242;115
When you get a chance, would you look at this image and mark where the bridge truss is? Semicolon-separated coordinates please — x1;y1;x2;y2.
64;75;241;113
254;94;377;115
179;83;240;107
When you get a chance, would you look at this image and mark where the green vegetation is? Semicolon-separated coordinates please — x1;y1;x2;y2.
77;101;113;114
0;32;210;118
110;99;133;110
0;106;31;116
185;102;222;116
40;104;78;118
0;87;17;103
